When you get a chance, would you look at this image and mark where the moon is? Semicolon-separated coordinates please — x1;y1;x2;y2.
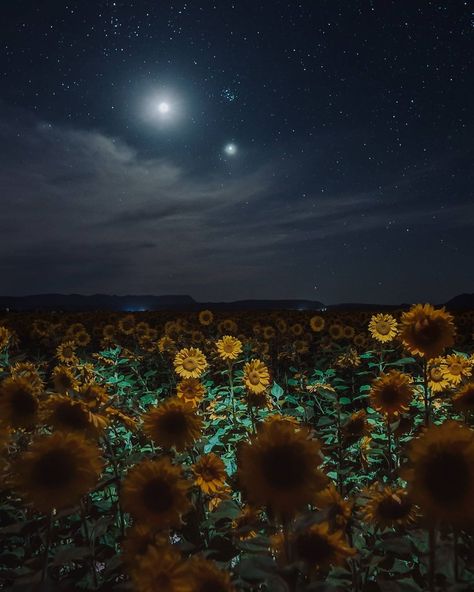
157;101;170;114
224;143;237;155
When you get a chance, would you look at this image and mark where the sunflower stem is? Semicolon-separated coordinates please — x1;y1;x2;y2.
227;360;236;423
41;512;53;583
386;416;393;478
428;523;436;592
422;360;432;426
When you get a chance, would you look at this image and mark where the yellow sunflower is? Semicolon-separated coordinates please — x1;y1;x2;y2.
399;303;456;359
0;376;40;429
176;378;206;407
442;354;472;386
216;335;243;361
309;315;325;333
402;420;474;522
370;370;413;417
243;359;270;394
314;483;353;528
238;419;327;517
452;383;474;413
121;524;169;569
43;394;107;437
328;323;344;340
10;361;44;395
193;453;227;494
158;335;176;353
121;458;191;529
143;398;202;451
188;557;235;592
118;314;135;335
131;545;190;592
56;341;78;365
12;432;103;512
0;326;11;350
51;364;79;393
361;484;417;529
427;357;450;393
198;309;214;326
174;347;208;379
368;313;398;343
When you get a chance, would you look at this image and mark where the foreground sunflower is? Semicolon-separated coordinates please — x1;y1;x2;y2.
0;376;40;429
216;335;243;361
238;420;327;517
243;359;270;394
188;556;235;592
193;453;227;494
121;457;191;529
176;378;206;407
452;382;474;413
143;398;202;451
399;303;456;359
370;370;413;417
361;484;416;529
403;421;474;522
289;521;355;571
174;347;208;379
368;313;398;343
132;545;191;592
12;432;103;512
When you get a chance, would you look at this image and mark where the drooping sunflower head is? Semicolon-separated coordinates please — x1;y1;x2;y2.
77;381;110;409
176;378;206;407
10;362;44;395
198;309;214;326
121;524;169;570
174;347;208;379
243;359;270;394
143;398;202;451
238;420;327;518
361;483;417;530
188;556;235;592
368;313;398;343
400;303;456;359
51;364;79;393
216;335;243;361
403;420;474;523
0;376;40;430
370;370;414;417
193;453;227;495
309;315;325;333
121;457;191;529
12;432;103;512
43;394;106;437
131;544;190;592
342;410;369;444
314;482;353;528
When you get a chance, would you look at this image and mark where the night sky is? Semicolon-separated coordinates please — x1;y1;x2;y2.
1;1;473;304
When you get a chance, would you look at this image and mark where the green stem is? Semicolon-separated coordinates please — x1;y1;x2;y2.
228;361;236;422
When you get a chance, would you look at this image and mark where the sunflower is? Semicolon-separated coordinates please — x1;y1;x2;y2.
77;381;109;408
216;335;243;361
343;325;355;339
442;354;472;386
132;545;190;592
427;357;451;393
121;524;169;569
143;398;202;451
361;484;417;529
56;341;78;365
188;557;235;592
174;348;208;379
314;483;352;528
10;361;44;395
309;315;325;333
0;376;40;430
342;410;369;444
452;383;474;413
402;421;474;522
43;394;107;436
238;419;327;517
176;378;206;407
290;323;304;337
118;314;135;335
102;324;115;340
121;458;191;529
290;522;355;571
328;323;344;340
0;326;10;350
399;303;456;359
51;364;79;393
198;310;214;326
368;313;398;343
243;359;270;394
158;335;176;353
220;319;238;334
263;326;276;340
370;370;413;417
12;432;103;512
193;453;227;494
74;330;91;347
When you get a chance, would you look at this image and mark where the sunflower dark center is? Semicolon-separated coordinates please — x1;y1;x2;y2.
142;478;174;514
261;444;307;490
12;389;37;417
33;449;76;489
422;450;471;505
55;402;90;429
295;531;332;564
414;320;441;345
379;386;401;405
377;496;412;520
196;580;228;592
160;410;188;435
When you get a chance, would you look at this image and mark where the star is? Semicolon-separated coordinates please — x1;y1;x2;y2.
224;143;237;155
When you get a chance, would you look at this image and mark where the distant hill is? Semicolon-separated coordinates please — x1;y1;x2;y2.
0;293;472;312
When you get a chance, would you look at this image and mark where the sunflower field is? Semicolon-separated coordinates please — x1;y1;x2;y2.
1;304;474;592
